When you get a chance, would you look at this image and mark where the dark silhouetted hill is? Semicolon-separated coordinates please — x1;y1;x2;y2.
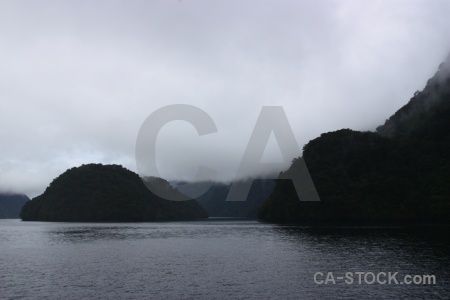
20;164;208;222
258;54;450;224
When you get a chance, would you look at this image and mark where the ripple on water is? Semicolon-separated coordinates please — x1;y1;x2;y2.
0;220;449;299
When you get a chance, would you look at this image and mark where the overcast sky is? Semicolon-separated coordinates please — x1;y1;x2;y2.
1;0;450;197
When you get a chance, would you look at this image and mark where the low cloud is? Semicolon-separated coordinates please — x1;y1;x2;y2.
1;0;450;197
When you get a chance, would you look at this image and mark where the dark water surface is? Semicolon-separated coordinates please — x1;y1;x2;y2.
1;219;449;299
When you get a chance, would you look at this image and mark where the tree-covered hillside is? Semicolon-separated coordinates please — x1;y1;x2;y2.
258;55;450;224
20;164;208;222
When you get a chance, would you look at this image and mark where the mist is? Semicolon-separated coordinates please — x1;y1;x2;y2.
1;0;450;197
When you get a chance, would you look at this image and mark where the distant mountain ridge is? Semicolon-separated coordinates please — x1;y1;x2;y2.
172;179;275;218
21;164;208;222
258;54;450;224
0;193;30;219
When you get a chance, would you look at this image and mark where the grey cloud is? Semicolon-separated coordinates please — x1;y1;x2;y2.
1;0;450;197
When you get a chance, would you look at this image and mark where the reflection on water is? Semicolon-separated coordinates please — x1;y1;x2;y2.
0;219;449;299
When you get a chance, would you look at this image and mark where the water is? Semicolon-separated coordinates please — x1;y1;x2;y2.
1;219;449;299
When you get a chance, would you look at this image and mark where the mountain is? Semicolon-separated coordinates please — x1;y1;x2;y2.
0;193;30;219
258;54;450;224
20;164;208;222
173;179;275;218
377;53;450;142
